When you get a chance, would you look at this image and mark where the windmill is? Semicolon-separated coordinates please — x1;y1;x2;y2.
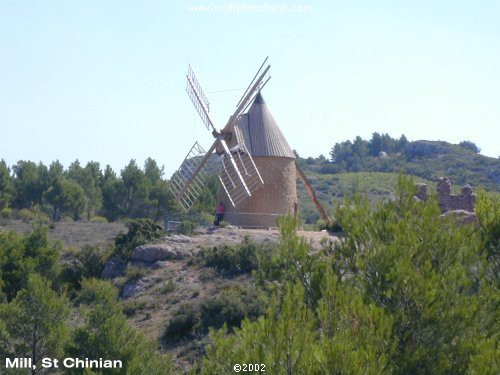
170;57;330;228
169;59;270;213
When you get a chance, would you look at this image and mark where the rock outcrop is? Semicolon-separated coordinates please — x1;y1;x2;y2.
131;243;192;263
101;257;127;279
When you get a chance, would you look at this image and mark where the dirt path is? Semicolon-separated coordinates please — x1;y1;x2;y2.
192;226;338;250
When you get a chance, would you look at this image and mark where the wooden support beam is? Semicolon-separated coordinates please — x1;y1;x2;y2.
295;161;331;224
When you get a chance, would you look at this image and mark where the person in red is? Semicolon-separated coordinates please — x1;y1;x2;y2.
215;201;225;226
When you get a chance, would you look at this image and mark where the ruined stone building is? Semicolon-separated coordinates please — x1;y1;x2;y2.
414;177;476;223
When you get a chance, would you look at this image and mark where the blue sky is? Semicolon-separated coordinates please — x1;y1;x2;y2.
1;0;499;176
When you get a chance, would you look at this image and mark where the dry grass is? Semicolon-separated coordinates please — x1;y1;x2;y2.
0;220;126;248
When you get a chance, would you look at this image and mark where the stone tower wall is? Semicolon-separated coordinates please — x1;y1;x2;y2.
217;156;297;228
414;177;476;213
436;178;475;213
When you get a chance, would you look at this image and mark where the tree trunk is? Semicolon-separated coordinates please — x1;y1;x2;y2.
31;324;37;375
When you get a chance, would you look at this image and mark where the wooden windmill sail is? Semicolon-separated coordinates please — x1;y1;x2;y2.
169;58;270;211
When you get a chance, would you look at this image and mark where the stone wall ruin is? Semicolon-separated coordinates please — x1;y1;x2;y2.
414;177;476;224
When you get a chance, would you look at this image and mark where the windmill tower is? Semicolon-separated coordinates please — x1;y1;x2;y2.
217;91;297;227
170;58;330;228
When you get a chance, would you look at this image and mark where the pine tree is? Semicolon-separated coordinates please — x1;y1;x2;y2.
0;274;69;374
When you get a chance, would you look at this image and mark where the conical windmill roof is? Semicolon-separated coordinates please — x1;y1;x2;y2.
233;93;295;158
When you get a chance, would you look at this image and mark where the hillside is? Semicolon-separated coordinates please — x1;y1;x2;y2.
295;172;431;224
295;139;500;224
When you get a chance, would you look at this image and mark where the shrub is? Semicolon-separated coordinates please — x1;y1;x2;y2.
15;208;35;222
164;285;266;342
0;226;61;301
113;219;163;260
60;244;112;291
122;299;148;317
178;220;196;235
200;237;270;276
200;294;245;332
89;216;108;223
323;218;343;233
164;303;201;340
124;267;147;283
75;278;118;306
79;244;112;276
158;280;176;294
199;286;265;333
459;140;481;154
0;208;12;220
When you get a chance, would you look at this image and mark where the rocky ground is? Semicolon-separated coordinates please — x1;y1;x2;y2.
104;226;339;368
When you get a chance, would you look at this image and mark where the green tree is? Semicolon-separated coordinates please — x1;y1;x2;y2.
200;177;499;373
67;160;103;219
202;283;318;375
0;317;10;358
121;160;148;217
330;140;353;163
43;177;86;221
144;157;163;186
397;134;409;151
459;140;481;154
316;269;396;374
331;176;495;373
0;159;13;210
368;132;383;156
48;160;64;183
0;274;69;375
68;279;174;374
0;226;60;300
83;161;103;219
149;180;176;221
12;160;44;208
352;135;368;158
101;165;125;221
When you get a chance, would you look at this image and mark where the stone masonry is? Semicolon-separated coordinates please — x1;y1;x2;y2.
435;177;475;213
414;177;476;224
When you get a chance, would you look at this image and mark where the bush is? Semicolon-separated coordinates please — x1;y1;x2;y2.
113;219;163;260
60;244;112;291
0;208;12;220
0;226;61;301
459;140;481;154
164;303;201;340
79;244;112;276
178;220;196;235
124;267;147;283
200;237;269;276
15;208;35;222
158;280;176;294
200;294;245;332
164;285;266;342
323;218;343;233
89;216;108;223
122;299;148;317
199;285;265;333
74;278;119;306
